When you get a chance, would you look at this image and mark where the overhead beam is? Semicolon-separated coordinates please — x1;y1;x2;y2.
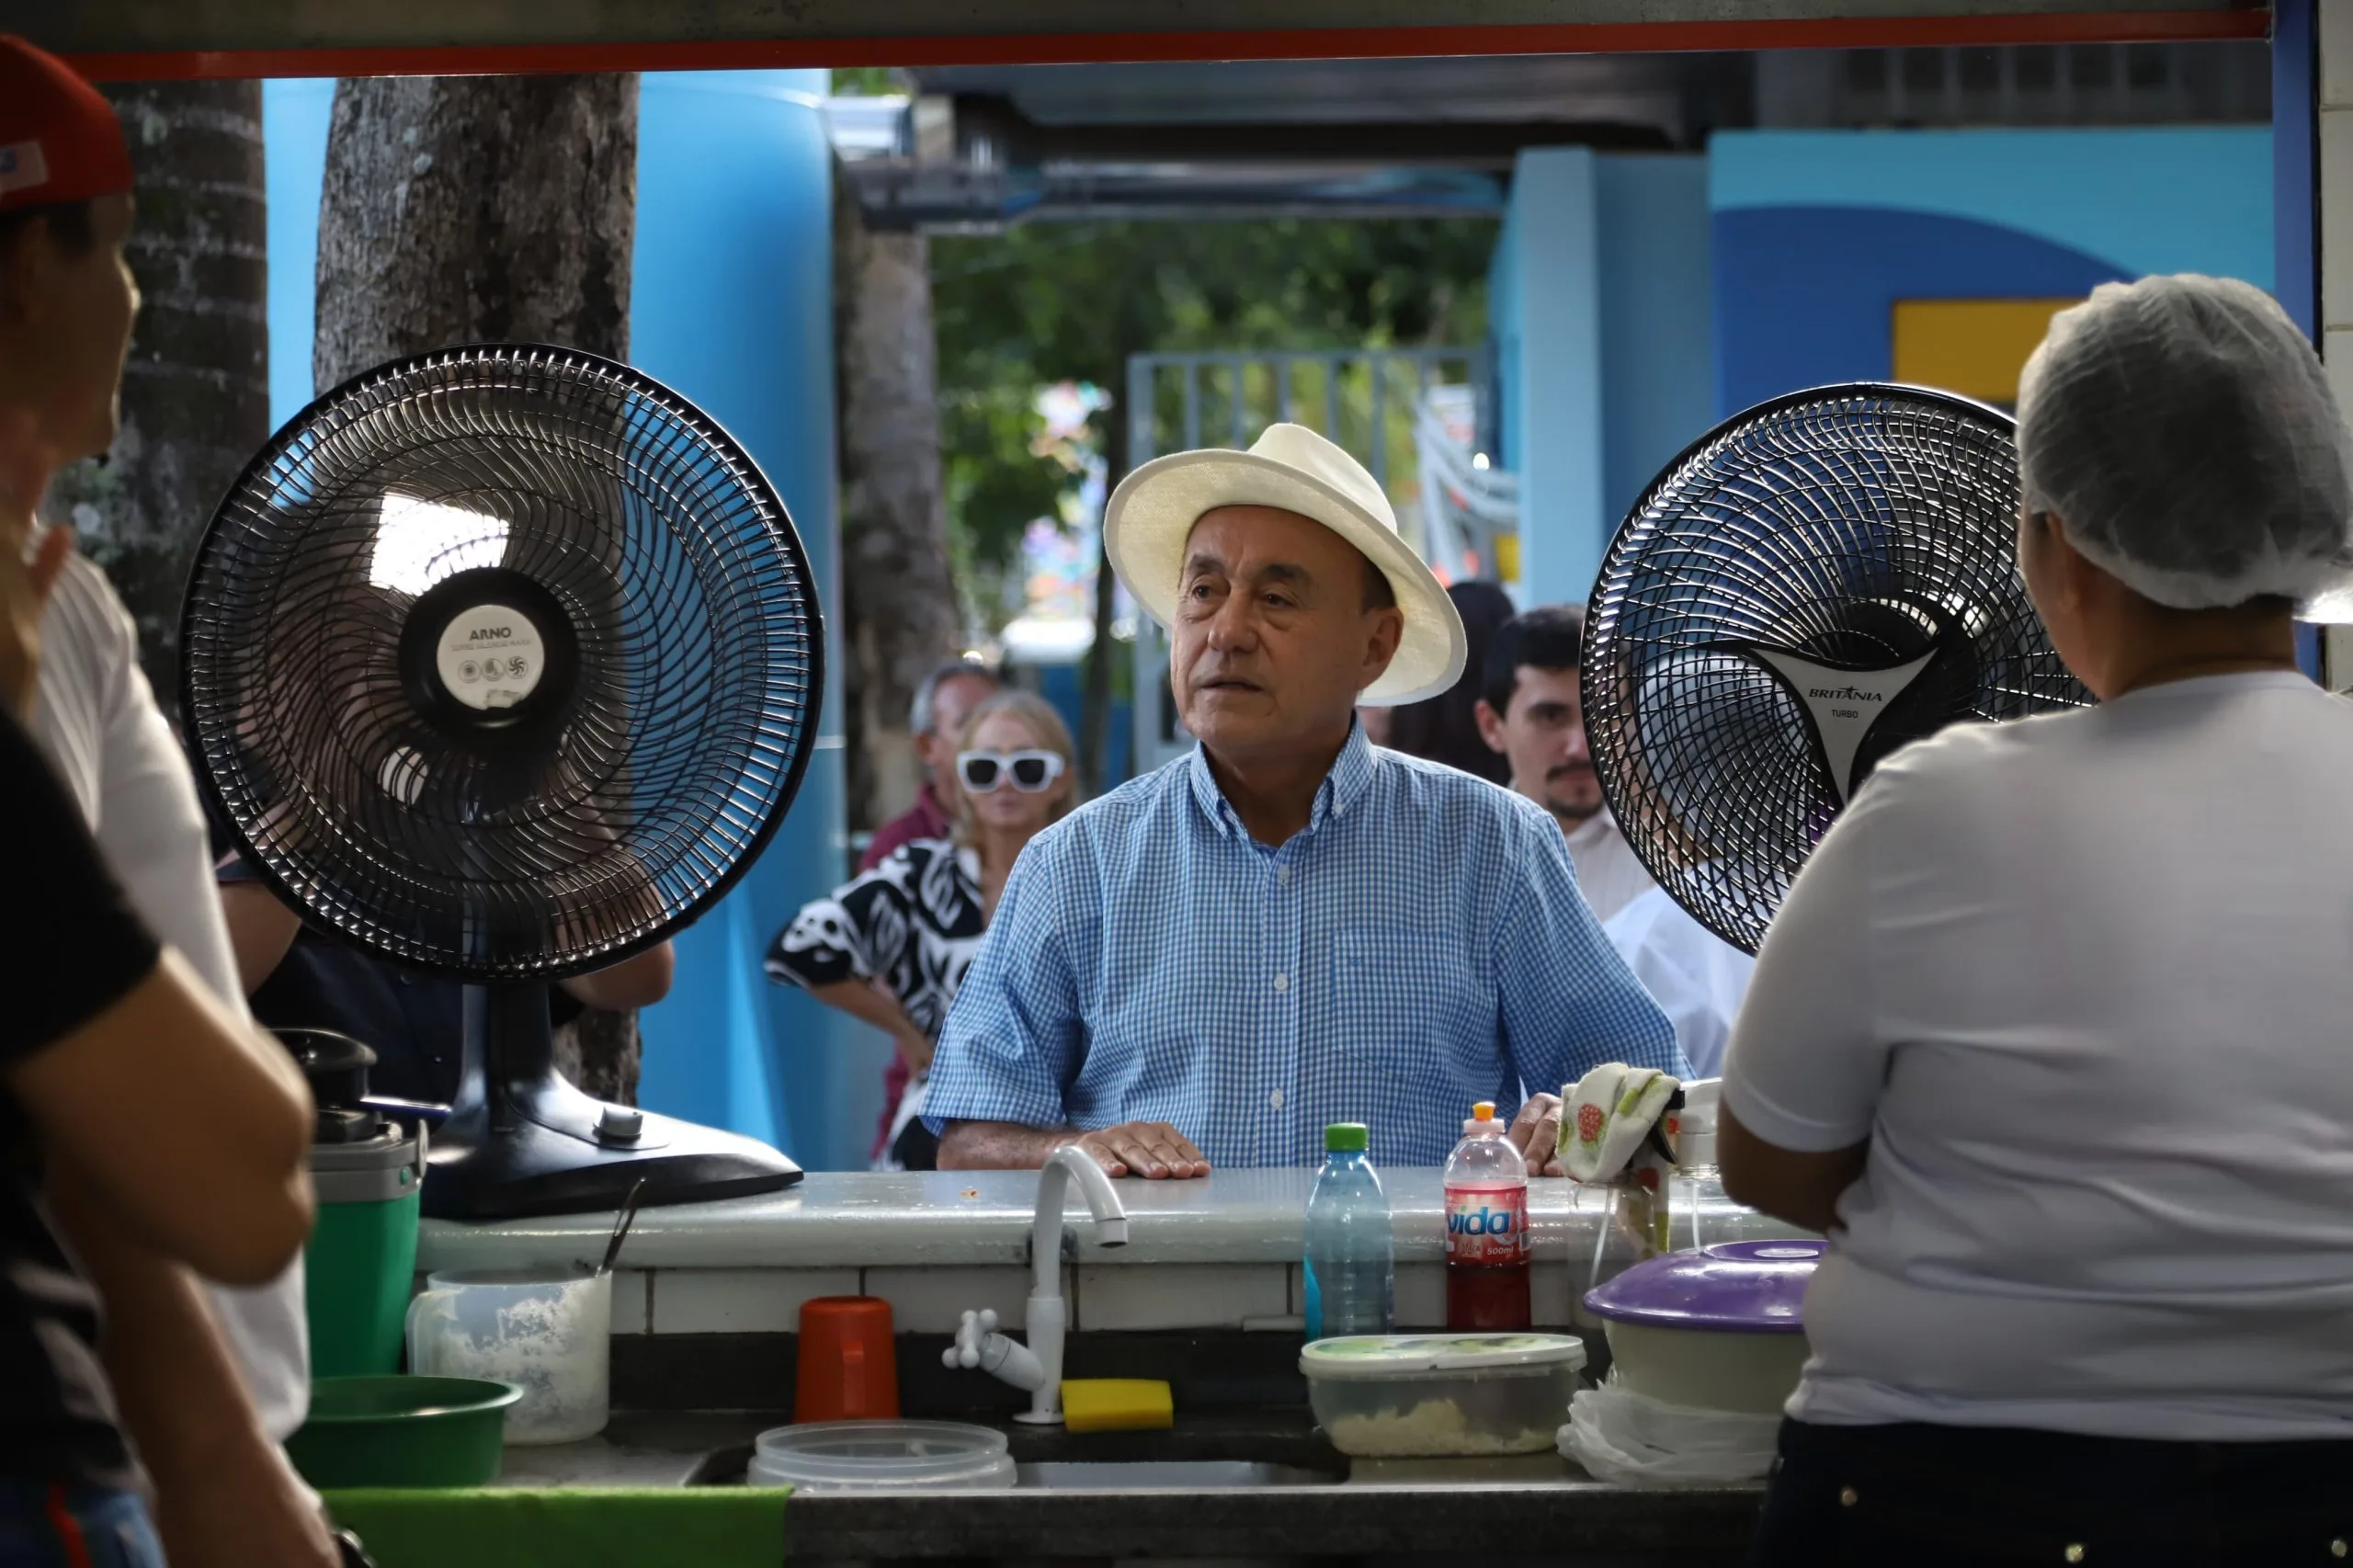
8;1;2271;82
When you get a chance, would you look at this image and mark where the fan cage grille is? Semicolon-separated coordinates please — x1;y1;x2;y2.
183;345;822;983
1584;384;2091;956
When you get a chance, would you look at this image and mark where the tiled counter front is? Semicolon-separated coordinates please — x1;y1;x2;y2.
419;1169;1620;1337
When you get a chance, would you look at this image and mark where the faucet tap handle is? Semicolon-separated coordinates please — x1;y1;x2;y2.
945;1308;995;1369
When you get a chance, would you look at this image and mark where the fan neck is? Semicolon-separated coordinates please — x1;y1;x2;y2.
2063;606;2298;703
2023;508;2300;700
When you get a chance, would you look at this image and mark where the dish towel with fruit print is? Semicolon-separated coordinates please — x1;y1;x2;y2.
1563;1064;1679;1183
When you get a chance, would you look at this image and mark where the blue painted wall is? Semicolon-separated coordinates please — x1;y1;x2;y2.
264;74;871;1170
1710;128;2276;415
1595;156;1715;532
1489;148;1603;609
2275;0;2320;340
1490;150;1711;608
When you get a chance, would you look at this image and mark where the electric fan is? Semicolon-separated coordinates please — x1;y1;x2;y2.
1583;383;2093;957
182;344;820;1219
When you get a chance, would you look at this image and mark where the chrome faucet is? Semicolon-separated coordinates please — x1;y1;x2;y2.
944;1144;1130;1425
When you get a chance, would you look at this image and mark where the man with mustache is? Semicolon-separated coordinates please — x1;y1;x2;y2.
1472;606;1650;919
926;426;1682;1178
1476;606;1753;1075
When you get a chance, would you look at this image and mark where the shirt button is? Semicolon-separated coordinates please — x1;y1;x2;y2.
1272;972;1290;993
1277;865;1291;886
1270;1089;1285;1110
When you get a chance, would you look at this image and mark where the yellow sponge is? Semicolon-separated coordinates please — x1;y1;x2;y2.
1060;1379;1175;1433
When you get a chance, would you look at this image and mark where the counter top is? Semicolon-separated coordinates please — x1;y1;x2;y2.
422;1167;1625;1272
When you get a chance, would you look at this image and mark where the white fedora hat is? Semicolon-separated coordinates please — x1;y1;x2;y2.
1102;423;1467;706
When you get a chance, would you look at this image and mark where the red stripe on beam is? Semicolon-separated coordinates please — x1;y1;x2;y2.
64;9;2271;82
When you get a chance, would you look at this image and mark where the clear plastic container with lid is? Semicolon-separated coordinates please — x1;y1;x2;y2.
1301;1334;1587;1457
745;1420;1017;1491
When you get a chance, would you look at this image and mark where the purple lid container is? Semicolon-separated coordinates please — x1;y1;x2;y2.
1581;1240;1823;1334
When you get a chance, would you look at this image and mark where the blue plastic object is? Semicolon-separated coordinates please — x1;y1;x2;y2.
631;71;858;1166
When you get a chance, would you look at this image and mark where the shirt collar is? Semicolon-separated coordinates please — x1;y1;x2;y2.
1188;720;1379;844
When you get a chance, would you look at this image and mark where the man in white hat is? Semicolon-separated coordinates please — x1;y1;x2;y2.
925;425;1683;1176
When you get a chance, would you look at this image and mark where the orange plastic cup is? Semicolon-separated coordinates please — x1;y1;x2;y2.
794;1296;899;1423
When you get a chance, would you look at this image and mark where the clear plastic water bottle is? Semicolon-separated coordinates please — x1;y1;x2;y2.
1303;1123;1394;1340
1444;1101;1531;1330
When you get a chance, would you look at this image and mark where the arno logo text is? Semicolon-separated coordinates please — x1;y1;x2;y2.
470;627;515;642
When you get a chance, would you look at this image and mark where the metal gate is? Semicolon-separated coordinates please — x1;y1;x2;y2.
1122;346;1493;778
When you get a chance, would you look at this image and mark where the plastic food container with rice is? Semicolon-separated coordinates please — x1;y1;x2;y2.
1301;1335;1587;1457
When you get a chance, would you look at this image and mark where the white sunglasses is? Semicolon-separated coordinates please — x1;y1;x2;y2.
958;749;1066;793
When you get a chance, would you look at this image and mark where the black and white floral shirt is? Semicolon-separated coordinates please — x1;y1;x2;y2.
766;838;988;1041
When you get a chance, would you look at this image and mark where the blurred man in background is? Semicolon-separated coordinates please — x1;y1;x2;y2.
1479;604;1754;1076
864;657;999;872
1473;606;1650;919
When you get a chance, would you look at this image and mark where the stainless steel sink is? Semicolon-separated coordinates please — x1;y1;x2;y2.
1017;1460;1338;1489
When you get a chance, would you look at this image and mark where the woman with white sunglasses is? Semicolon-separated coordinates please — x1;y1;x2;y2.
767;690;1078;1169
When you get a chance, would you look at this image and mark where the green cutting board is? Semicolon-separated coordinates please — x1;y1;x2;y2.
324;1487;790;1568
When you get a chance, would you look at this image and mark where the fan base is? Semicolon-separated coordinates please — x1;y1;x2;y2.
422;1096;803;1221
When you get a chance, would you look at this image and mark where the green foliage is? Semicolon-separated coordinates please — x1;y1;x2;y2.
828;67;907;97
930;217;1497;601
938;381;1067;595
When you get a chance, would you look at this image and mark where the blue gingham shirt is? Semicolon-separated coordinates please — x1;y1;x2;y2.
925;723;1684;1168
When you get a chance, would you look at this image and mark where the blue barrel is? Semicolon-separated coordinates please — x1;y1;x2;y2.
631;70;869;1168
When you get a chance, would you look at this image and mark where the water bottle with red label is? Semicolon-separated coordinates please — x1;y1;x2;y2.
1443;1100;1531;1330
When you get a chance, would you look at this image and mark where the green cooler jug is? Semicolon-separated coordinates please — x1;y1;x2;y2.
285;1030;425;1379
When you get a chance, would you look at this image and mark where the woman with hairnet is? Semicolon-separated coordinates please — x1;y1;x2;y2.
1717;275;2353;1565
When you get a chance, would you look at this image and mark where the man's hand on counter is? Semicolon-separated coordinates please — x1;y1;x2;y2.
1073;1121;1211;1180
1508;1094;1568;1177
938;1119;1211;1179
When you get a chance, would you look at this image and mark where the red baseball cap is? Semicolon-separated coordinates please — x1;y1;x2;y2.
0;35;134;213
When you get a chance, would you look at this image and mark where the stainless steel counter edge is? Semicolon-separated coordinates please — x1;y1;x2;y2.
419;1167;1634;1271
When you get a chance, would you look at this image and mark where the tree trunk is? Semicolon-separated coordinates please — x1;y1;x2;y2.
1078;304;1151;795
315;73;643;1101
1077;413;1123;797
48;81;268;710
313;74;636;388
833;171;960;834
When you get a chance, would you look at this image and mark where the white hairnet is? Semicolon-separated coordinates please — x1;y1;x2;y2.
2015;274;2353;609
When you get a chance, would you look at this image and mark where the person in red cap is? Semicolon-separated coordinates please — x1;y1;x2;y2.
3;34;347;1568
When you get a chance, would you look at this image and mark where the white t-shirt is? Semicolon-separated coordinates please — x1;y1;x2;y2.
1724;670;2353;1441
31;554;313;1443
1563;808;1654;924
1604;885;1755;1080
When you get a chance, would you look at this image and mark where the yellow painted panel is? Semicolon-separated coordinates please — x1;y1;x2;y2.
1494;530;1521;585
1891;298;2081;405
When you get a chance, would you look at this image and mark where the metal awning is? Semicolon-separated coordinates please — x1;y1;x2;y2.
9;0;2269;82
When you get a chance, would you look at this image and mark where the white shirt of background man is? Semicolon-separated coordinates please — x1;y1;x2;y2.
30;552;312;1443
1562;806;1655;925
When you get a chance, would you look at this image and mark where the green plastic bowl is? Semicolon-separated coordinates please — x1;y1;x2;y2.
288;1375;522;1490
